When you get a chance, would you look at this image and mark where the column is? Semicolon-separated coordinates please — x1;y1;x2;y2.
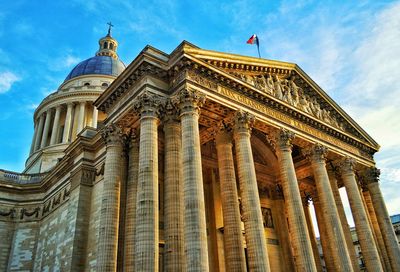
34;114;45;151
133;92;161;272
30;122;38;154
63;103;73;143
273;194;296;271
362;189;392;271
303;198;323;272
274;129;316;272
175;89;209;272
92;106;98;128
76;101;86;133
365;167;400;271
96;124;124;272
337;157;383;271
313;194;336;272
40;109;52;148
124;130;139;271
216;126;247;272
50;105;61;145
163;100;185;272
327;168;360;271
304;144;353;271
233;111;270;272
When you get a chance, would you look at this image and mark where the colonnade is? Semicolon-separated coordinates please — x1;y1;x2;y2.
96;89;400;272
30;101;99;154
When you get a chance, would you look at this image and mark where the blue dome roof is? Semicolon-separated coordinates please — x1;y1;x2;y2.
64;55;125;81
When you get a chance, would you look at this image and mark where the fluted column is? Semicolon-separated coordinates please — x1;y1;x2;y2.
327;168;360;271
303;198;323;272
304;144;353;271
274;129;316;272
124;130;139;271
337;158;383;271
30;122;38;154
233;111;270;272
63;103;73;143
216;125;247;272
175;89;209;272
163;100;185;272
50;105;61;145
76;101;86;133
40;109;52;148
133;92;161;272
92;106;98;128
96;124;124;272
365;167;400;271
34;114;45;151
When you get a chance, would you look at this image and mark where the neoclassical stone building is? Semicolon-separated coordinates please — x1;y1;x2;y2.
1;29;399;272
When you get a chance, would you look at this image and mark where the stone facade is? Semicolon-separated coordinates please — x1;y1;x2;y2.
1;38;399;272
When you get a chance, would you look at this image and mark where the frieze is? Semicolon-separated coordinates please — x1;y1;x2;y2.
215;85;364;157
186;64;376;158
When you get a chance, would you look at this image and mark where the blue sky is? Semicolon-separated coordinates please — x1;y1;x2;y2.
1;0;399;230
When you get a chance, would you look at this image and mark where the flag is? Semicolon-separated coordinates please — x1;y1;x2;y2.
246;34;261;58
247;34;259;46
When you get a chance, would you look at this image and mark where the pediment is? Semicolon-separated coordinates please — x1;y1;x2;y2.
181;46;379;151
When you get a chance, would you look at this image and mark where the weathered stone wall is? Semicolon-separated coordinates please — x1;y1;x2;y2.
0;221;14;271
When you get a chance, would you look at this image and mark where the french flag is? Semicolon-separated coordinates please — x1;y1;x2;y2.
247;34;259;46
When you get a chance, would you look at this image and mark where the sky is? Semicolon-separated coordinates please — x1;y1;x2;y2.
0;0;399;233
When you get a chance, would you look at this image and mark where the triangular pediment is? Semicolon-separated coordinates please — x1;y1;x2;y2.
179;45;379;151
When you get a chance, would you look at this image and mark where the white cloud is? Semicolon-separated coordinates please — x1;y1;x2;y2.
0;71;20;94
49;54;80;71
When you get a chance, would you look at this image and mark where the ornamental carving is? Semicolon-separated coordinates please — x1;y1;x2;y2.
303;144;328;163
231;72;345;131
133;91;163;118
233;110;255;133
161;98;180;123
275;128;295;150
363;167;380;184
335;157;356;175
172;88;206;113
101;123;123;146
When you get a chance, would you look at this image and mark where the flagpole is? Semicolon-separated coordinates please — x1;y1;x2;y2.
257;43;261;58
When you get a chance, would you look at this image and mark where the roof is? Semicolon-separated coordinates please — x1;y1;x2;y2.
64;55;125;82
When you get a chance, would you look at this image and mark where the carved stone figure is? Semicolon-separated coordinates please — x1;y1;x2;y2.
273;75;283;100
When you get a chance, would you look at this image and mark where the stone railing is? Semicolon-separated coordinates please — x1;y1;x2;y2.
0;169;47;184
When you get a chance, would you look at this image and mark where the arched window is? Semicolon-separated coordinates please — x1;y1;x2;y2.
102;83;109;87
84;82;90;86
103;42;108;49
110;43;114;50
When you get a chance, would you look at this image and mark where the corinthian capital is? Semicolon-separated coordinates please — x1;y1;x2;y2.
275;128;295;150
233;110;255;134
101;123;123;146
133;91;163;118
363;166;380;184
334;156;356;175
303;143;328;163
160;98;180;123
172;88;206;114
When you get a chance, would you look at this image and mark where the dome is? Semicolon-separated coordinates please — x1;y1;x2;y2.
64;55;125;82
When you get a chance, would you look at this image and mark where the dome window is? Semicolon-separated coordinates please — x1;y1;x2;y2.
102;82;109;87
84;82;90;86
110;43;114;50
104;42;108;49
